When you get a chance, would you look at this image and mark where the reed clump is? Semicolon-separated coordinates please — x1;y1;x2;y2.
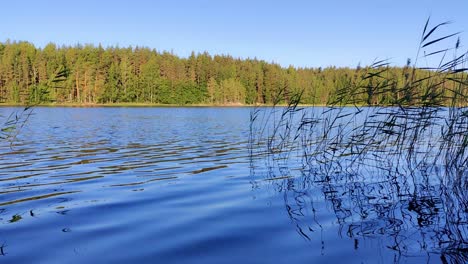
250;18;467;262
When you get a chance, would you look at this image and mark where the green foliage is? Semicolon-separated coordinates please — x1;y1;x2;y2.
0;40;465;106
219;78;245;104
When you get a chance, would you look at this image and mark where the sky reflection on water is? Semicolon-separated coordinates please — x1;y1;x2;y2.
0;107;466;264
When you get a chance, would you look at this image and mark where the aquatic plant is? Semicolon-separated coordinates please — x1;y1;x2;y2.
250;18;467;263
0;66;68;144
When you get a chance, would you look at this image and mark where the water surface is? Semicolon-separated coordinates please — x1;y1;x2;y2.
0;107;465;263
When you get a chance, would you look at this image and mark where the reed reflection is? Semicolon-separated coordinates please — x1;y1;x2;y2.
250;105;466;263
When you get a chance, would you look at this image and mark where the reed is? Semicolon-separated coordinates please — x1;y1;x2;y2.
250;18;467;262
0;67;68;145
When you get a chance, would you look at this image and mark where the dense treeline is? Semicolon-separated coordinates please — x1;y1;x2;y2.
0;40;464;105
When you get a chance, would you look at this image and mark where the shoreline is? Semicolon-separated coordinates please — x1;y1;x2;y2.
0;102;329;108
1;102;464;108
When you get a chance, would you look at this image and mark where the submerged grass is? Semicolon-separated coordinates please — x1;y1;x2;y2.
250;18;467;262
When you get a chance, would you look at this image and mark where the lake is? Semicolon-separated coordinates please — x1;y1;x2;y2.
0;107;466;264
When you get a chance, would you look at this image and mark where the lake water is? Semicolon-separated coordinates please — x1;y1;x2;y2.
0;107;466;264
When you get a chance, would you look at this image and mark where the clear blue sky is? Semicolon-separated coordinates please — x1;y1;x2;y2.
1;0;466;68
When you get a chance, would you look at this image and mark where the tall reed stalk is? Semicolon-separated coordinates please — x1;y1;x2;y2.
0;67;68;144
250;18;467;262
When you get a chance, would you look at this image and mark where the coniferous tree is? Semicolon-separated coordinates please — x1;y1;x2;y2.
0;41;463;106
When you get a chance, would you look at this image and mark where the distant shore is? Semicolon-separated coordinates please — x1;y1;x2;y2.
0;102;329;108
2;102;464;108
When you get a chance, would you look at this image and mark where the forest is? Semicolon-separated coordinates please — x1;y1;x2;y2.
0;40;463;106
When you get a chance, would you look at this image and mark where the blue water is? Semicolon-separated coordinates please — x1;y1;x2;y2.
0;107;465;263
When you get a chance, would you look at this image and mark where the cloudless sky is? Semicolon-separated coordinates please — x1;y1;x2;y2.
1;0;467;68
